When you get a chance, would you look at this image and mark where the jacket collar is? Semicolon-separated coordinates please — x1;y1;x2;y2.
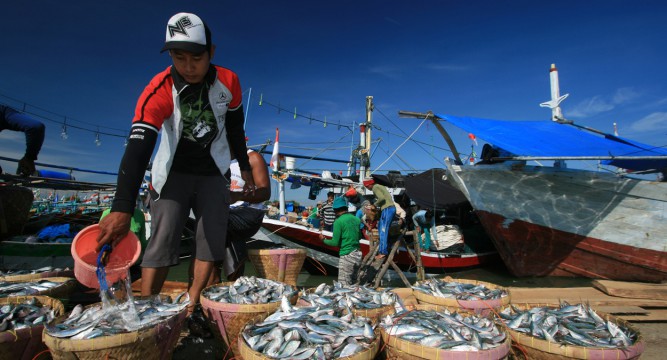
171;64;217;93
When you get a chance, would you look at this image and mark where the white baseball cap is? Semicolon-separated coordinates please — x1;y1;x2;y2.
161;13;211;54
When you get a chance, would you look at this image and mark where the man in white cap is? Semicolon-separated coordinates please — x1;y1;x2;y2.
96;12;255;333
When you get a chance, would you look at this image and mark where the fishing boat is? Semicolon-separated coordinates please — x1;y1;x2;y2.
260;97;499;275
401;64;667;283
0;171;117;270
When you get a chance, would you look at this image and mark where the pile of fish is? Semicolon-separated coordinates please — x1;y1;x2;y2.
0;297;57;331
202;276;296;304
45;293;190;339
0;266;66;277
498;302;638;348
299;282;398;310
412;278;508;301
380;308;507;351
0;279;68;298
241;296;377;359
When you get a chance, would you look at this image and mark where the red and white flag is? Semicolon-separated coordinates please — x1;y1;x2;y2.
269;128;280;171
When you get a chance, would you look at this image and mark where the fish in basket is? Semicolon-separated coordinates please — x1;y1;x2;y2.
0;277;77;302
238;297;380;359
380;304;511;360
497;301;645;359
0;295;65;360
298;281;398;324
200;276;298;358
412;276;510;315
43;293;189;360
0;267;73;282
247;248;307;287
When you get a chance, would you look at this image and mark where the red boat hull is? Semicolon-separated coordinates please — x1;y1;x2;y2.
261;219;498;274
477;211;667;282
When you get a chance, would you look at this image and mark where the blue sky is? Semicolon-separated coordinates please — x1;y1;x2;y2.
2;1;667;205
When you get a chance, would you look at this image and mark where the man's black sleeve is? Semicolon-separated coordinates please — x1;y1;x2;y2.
110;125;158;213
225;106;250;171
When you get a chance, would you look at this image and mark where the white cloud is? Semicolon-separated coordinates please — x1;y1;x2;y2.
425;63;470;72
630;112;667;132
567;87;639;118
368;65;402;79
567;95;615;118
384;17;401;26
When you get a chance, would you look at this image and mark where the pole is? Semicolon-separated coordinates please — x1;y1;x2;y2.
363;96;373;179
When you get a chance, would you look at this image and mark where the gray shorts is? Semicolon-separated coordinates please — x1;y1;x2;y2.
142;171;230;267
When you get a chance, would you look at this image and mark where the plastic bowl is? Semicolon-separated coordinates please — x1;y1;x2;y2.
71;224;140;289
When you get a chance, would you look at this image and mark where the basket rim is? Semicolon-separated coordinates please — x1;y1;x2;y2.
497;302;646;358
42;301;187;351
412;278;510;309
379;304;511;359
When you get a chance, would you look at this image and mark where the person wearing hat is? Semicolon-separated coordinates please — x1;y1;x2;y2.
95;12;255;332
319;197;362;285
362;177;396;259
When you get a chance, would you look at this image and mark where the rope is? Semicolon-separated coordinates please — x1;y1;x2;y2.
306;256;328;276
371;119;427;174
31;349;50;360
96;244;112;292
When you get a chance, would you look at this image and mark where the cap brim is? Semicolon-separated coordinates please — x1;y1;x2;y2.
161;41;207;54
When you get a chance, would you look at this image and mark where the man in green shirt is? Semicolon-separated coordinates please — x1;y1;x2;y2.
320;197;362;285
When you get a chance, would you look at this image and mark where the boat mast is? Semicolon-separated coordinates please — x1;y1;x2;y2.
540;63;570;168
359;96;373;179
539;63;569;122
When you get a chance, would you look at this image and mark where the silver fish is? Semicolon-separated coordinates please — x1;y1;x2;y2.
202;276;295;305
500;301;638;348
381;308;506;351
242;302;376;359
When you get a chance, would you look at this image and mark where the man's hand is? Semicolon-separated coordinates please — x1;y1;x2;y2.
16;157;35;177
96;212;132;252
240;170;256;197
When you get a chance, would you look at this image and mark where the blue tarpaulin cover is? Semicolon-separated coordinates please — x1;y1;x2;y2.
439;114;667;171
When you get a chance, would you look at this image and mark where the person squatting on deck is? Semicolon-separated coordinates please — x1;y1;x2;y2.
0;105;45;177
363;177;396;259
96;12;255;324
320;197;362;285
412;208;435;252
206;149;270;284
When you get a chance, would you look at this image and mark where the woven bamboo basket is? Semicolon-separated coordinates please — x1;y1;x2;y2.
412;277;510;315
200;281;298;358
0;269;74;282
499;303;645;360
238;327;381;360
247;248;306;287
297;287;396;324
43;296;187;360
0;296;65;360
2;277;77;304
380;304;511;360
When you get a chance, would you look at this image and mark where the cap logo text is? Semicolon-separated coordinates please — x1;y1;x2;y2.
168;16;194;38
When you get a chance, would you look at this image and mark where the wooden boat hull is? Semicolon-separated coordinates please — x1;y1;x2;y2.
261;218;498;274
445;161;667;282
